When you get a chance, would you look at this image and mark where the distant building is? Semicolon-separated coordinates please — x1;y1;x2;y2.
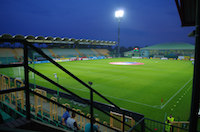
140;43;194;58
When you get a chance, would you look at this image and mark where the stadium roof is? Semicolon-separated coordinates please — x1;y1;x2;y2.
175;0;196;26
141;43;194;50
0;34;117;46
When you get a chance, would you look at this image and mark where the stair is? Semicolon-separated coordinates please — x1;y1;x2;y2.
48;49;58;58
11;49;19;60
91;48;100;56
75;49;84;57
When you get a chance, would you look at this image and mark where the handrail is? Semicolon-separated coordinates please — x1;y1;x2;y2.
144;118;189;130
128;117;145;132
0;63;24;68
128;117;189;132
0;86;25;95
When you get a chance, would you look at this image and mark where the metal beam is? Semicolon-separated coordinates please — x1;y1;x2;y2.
189;0;200;131
0;87;25;95
23;42;30;120
0;63;24;68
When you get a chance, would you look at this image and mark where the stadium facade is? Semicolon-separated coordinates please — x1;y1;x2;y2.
140;43;194;58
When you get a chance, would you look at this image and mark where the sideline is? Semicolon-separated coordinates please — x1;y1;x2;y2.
160;78;193;109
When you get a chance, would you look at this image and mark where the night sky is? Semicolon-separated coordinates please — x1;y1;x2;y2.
0;0;195;47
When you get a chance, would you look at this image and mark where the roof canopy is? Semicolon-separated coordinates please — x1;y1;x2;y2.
175;0;196;26
141;43;194;50
0;34;117;46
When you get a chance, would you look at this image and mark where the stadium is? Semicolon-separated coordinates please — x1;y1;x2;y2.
0;1;199;132
0;33;196;132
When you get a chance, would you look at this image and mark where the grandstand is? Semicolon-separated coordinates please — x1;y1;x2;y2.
0;34;114;64
140;43;194;58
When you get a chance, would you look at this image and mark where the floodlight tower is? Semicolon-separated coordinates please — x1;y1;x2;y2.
115;9;124;57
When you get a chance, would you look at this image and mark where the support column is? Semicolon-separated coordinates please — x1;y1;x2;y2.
189;0;200;131
24;42;30;120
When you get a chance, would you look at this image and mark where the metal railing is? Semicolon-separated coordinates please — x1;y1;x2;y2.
128;117;189;132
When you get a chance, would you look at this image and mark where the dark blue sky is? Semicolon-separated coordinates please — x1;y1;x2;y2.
0;0;195;47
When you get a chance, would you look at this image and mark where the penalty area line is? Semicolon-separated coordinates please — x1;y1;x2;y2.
161;78;193;109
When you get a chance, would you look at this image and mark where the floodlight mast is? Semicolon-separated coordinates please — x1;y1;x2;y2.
115;10;124;58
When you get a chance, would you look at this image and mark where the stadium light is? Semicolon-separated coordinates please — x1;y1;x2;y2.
115;10;124;18
115;9;124;57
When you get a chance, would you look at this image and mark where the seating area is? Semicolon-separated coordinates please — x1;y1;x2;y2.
0;48;23;64
78;49;98;57
0;57;18;64
0;74;119;132
94;49;110;56
0;48;111;64
50;48;79;58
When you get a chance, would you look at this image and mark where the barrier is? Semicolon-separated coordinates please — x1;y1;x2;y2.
86;113;91;124
110;111;135;131
172;121;189;132
76;109;84;129
14;78;24;110
2;75;11;103
34;88;47;116
50;96;58;120
80;112;85;129
61;103;70;117
103;121;108;132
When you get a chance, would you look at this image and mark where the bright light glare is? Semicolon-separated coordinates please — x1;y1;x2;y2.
115;10;124;18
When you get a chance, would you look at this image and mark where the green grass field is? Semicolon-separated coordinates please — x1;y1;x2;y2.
0;58;193;122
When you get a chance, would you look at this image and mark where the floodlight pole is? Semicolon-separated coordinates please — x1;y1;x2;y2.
117;19;121;58
115;10;124;58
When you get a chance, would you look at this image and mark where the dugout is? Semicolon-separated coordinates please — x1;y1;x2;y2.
140;42;194;58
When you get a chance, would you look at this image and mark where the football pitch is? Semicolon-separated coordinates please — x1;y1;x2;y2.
0;58;194;121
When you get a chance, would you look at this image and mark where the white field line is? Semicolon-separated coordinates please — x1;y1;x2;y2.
102;94;160;109
161;78;193;109
30;74;163;109
27;71;192;110
67;85;160;109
